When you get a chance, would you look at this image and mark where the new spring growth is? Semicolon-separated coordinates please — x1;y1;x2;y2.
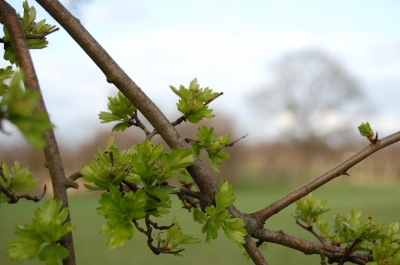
358;122;374;142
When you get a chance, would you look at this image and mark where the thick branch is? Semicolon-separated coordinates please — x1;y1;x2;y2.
0;2;76;264
252;131;400;222
256;228;371;264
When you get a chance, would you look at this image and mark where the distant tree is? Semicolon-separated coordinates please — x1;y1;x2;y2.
250;49;369;142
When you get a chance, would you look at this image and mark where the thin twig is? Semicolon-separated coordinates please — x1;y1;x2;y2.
204;92;223;105
338;238;363;265
25;27;59;39
257;228;371;264
64;172;81;189
226;134;249;146
252;131;400;222
295;220;324;243
128;110;151;136
0;182;47;203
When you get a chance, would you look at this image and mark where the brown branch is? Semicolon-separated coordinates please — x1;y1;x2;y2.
252;131;400;222
0;2;76;264
204;92;224;105
1;182;47;203
256;228;371;265
133;216;180;255
338;238;363;265
296;220;324;243
64;172;81;189
226;134;249;146
121;179;138;192
25;27;59;39
128;110;151;136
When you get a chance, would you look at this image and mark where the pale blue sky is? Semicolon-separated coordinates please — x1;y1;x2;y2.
1;0;399;146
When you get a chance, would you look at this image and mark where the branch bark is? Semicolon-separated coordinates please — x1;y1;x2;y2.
256;228;371;264
251;131;400;223
0;1;76;265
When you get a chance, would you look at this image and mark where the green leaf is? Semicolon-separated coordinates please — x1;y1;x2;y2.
202;180;247;244
193;209;208;224
0;161;38;202
202;218;219;243
7;199;74;262
170;79;219;123
192;126;231;174
9;161;38;192
0;66;14;93
2;1;56;66
358;122;374;138
293;193;330;227
221;218;247;244
38;244;69;265
97;186;148;248
99;92;136;131
157;217;200;255
0;72;53;148
81;139;133;190
100;222;134;250
7;237;42;261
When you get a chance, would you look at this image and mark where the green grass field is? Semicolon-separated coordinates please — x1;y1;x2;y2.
1;183;399;265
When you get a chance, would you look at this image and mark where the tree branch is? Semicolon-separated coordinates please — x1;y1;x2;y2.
252;131;400;222
0;2;76;264
256;228;371;264
0;182;47;203
296;220;324;243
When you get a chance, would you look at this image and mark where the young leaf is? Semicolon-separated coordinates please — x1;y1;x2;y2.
202;180;247;244
99;92;137;131
97;186;148;248
155;217;200;256
2;1;57;66
170;79;219;123
190;126;231;174
38;244;69;265
0;161;38;203
0;72;53;148
7;199;74;263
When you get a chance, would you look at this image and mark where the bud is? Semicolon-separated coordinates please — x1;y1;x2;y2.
358;122;375;142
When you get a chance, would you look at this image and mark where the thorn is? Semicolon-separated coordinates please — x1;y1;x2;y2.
342;172;350;177
372;131;379;144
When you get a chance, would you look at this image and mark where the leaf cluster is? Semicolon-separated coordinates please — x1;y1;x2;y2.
293;195;400;263
202;180;247;244
190;126;230;173
2;1;56;66
81;137;194;191
170;78;219;123
7;199;75;265
293;193;330;227
81;137;197;248
0;71;53;148
154;217;201;256
0;160;38;203
99;92;137;132
96;185;148;249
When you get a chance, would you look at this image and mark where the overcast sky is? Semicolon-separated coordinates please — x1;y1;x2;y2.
1;0;399;147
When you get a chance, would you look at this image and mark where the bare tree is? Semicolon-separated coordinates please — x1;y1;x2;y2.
250;49;368;142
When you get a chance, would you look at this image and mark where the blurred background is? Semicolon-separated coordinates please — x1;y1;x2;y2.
1;0;400;264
